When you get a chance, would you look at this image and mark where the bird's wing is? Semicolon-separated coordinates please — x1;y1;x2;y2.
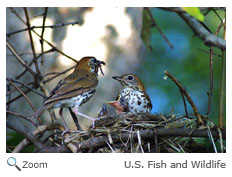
44;71;98;105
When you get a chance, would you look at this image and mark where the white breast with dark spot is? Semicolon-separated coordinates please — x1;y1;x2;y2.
121;88;151;113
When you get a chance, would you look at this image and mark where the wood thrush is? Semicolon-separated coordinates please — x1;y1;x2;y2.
112;74;152;113
34;56;105;134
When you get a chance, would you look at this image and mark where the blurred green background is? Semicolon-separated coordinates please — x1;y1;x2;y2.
6;7;226;152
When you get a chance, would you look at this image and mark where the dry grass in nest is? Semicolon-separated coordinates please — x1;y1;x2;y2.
61;113;211;153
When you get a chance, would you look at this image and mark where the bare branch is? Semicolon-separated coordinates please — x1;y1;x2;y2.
6;110;37;126
164;70;204;125
7;78;47;98
7;120;46;150
159;7;226;50
177;10;226;50
7;21;79;37
7;78;36;113
6;40;36;77
144;7;173;49
40;7;48;72
24;8;41;76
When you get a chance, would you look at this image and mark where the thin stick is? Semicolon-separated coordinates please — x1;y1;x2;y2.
24;8;41;76
6;40;36;77
40;7;48;73
9;7;78;64
145;7;173;49
9;7;26;25
7;89;30;105
7;78;36;113
218;16;226;129
197;48;221;57
206;21;224;116
10;8;78;63
206;46;213;115
15;49;55;80
7;78;47;98
180;91;188;116
164;70;204;125
6;110;37;126
32;29;78;63
7;21;79;37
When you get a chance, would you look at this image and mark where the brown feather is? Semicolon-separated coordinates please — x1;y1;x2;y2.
44;70;98;106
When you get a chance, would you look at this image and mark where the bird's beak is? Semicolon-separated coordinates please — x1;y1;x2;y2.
112;76;123;81
108;101;124;113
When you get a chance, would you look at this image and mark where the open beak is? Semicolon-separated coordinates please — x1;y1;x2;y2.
108;101;124;113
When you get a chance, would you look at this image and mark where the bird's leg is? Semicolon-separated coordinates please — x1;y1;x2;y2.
59;107;70;136
73;105;96;128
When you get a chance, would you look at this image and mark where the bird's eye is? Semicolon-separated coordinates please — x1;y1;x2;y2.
127;75;133;80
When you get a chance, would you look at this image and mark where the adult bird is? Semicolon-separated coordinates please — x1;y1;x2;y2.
112;74;152;113
34;56;105;134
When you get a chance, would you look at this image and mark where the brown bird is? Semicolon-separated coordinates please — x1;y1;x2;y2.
112;74;152;113
97;95;128;117
34;56;105;134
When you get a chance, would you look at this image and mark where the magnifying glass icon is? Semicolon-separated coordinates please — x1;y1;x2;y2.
7;157;21;171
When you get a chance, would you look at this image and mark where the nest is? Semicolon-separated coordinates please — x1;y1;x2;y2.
61;113;209;153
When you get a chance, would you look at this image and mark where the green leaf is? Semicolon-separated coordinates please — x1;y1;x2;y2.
182;7;205;22
141;8;153;51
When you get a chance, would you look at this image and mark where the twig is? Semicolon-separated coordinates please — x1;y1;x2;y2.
197;48;221;57
7;78;36;113
206;21;224;116
9;7;78;64
12;125;47;153
32;29;78;63
6;89;31;105
6;40;36;77
218;16;226;129
7;120;46;150
15;49;55;80
7;21;80;37
6;110;37;126
164;70;204;125
145;7;173;49
218;50;226;128
206;46;214;116
176;8;226;50
180;91;188;116
9;8;26;25
40;7;48;73
24;8;41;76
7;78;47;98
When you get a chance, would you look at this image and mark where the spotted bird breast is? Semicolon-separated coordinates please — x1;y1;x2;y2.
120;88;152;113
53;89;96;108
